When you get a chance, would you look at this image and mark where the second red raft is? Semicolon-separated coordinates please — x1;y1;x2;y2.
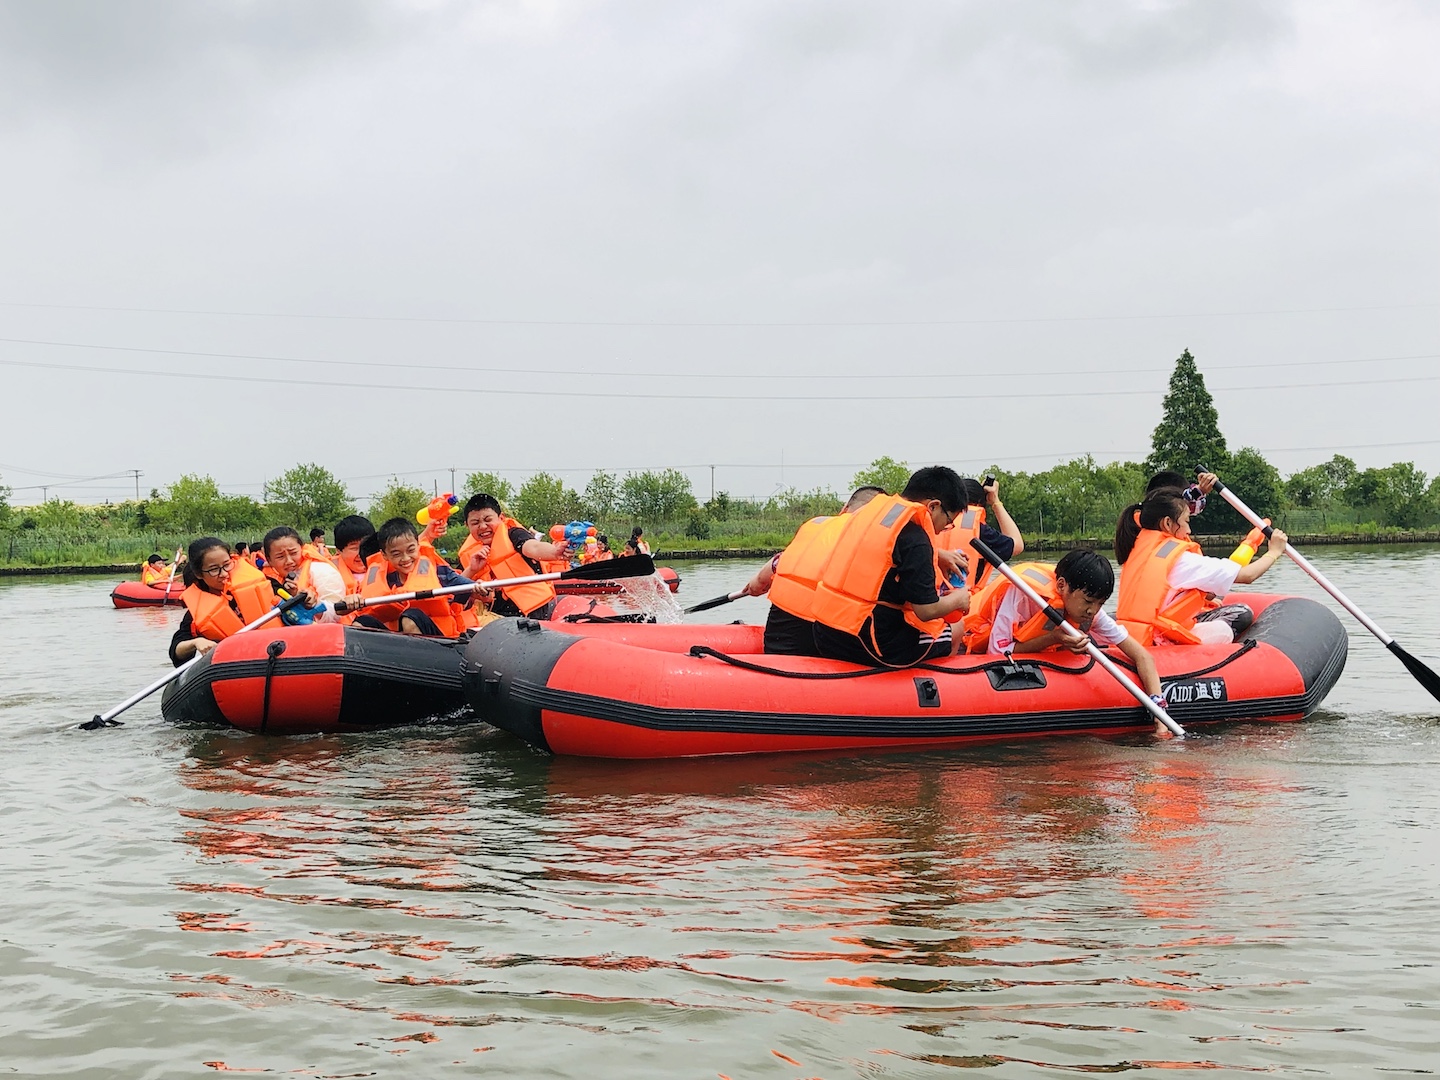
459;593;1348;759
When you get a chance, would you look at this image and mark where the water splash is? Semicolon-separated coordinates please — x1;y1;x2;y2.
616;572;684;624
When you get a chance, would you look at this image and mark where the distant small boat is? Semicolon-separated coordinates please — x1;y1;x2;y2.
111;578;186;608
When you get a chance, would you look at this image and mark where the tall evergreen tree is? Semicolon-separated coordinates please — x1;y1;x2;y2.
1145;349;1229;478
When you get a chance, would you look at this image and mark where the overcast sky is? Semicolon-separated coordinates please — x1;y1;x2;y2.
1;0;1436;508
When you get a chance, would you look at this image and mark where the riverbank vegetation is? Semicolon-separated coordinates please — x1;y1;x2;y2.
3;352;1437;567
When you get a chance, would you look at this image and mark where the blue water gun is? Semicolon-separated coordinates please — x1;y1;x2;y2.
276;587;328;626
549;520;598;567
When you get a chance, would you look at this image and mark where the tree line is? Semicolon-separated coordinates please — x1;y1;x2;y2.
1;350;1436;546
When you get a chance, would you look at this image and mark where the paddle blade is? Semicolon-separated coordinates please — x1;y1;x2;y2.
1387;641;1440;703
559;553;655;581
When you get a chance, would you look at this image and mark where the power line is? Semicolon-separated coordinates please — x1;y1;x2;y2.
0;299;1434;327
0;354;1437;402
0;333;1435;382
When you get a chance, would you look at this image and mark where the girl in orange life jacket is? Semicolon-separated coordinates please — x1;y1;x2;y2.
812;466;971;668
739;485;886;657
356;517;476;636
1114;490;1288;647
457;493;569;619
169;537;277;666
979;549;1170;736
261;526;346;617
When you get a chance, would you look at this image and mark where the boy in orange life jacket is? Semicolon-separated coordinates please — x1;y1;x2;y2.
303;527;330;562
1114;489;1287;646
141;553;172;586
457;493;570;619
812;466;971;667
741;485;885;657
964;476;1025;561
980;549;1168;734
355;517;476;636
1146;470;1216;518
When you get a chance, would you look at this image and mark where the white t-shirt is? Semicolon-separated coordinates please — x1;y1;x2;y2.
987;588;1128;655
1166;551;1240;605
305;560;347;604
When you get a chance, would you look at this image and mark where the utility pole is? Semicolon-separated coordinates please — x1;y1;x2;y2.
132;469;142;500
40;485;48;503
709;465;715;502
450;466;457;494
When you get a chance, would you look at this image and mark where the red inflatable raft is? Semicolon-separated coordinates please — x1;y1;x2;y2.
459;593;1348;759
161;623;469;735
158;598;631;735
111;578;186;608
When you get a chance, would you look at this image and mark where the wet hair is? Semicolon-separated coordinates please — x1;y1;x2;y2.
631;526;644;540
900;466;965;514
1054;549;1115;600
844;485;886;512
233;542;248;555
376;516;419;550
960;477;987;508
185;537;230;589
262;526;302;557
147;553;165;565
1146;471;1188;495
309;527;325;541
333;514;375;550
1114;490;1188;565
463;493;503;518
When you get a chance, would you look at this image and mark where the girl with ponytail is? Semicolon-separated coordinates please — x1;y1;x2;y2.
1114;490;1288;646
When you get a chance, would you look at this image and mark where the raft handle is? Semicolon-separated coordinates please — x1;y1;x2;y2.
913;677;941;708
986;660;1048;692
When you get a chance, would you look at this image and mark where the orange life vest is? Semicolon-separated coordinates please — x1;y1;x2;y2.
1115;530;1218;646
142;564;172;586
460;516;555;616
962;563;1063;654
182;559;276;642
359;552;461;637
936;506;992;590
810;495;946;639
768;515;849;623
302;542;331;564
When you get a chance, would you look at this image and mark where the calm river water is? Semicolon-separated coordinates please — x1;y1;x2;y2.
2;550;1438;1078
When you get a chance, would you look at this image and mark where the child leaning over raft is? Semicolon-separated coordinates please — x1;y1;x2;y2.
966;549;1169;735
1114;489;1287;647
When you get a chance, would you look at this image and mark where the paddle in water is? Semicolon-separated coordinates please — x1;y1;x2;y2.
334;553;657;614
971;538;1186;737
1204;469;1440;703
83;592;310;730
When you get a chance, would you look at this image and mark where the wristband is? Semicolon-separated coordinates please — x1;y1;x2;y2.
1149;693;1167;708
